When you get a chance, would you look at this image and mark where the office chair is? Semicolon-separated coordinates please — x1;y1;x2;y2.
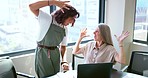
72;54;84;70
0;56;35;78
124;51;148;77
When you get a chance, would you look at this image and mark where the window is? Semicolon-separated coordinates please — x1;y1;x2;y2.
0;0;40;54
0;0;105;56
133;0;148;44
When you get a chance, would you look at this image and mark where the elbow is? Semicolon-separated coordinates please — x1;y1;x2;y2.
29;3;38;11
116;61;126;65
29;4;34;11
72;50;79;54
116;58;126;65
72;50;76;54
119;59;126;65
29;3;39;16
121;61;126;65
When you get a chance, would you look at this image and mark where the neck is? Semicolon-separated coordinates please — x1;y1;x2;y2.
96;41;104;48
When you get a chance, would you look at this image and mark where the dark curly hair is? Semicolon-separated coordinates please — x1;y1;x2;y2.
53;5;80;26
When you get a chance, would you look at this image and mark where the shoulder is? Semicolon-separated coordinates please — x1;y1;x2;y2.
106;45;117;53
37;10;52;26
85;41;95;48
38;10;52;20
87;41;95;45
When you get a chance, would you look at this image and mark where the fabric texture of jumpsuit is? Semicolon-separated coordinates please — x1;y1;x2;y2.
35;22;66;78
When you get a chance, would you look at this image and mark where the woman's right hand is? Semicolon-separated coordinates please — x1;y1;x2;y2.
80;28;89;39
55;1;70;13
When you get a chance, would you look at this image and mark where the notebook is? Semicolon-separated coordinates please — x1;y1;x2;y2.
77;63;113;78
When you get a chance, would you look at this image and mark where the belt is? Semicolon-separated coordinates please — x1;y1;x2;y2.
37;44;57;50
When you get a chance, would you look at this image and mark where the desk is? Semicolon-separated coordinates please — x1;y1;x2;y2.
111;71;147;78
47;70;147;78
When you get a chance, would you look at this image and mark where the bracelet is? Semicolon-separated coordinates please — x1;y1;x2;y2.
61;62;68;65
48;0;49;5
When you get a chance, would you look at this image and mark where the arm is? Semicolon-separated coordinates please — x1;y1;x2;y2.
116;44;126;64
72;28;89;54
60;45;66;61
29;0;70;16
60;45;69;71
72;37;83;54
114;31;130;64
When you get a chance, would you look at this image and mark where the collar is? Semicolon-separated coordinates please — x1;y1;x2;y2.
52;17;65;28
93;42;107;51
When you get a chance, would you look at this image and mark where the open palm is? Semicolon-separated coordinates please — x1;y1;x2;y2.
114;31;130;44
80;28;89;39
56;1;70;13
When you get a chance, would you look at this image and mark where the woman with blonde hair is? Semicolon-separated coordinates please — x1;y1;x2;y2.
73;23;129;64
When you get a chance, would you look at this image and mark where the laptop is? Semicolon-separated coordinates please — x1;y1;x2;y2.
77;63;113;78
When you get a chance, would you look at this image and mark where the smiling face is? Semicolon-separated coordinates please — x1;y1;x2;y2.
63;17;75;26
93;27;103;41
94;24;113;46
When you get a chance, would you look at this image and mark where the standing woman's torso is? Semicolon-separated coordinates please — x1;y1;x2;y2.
37;10;68;46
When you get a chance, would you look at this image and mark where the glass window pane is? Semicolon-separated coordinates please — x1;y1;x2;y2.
0;0;100;54
0;0;43;54
133;0;148;41
56;0;99;43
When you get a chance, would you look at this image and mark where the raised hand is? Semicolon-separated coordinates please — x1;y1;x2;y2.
79;28;89;39
55;1;70;13
114;31;130;44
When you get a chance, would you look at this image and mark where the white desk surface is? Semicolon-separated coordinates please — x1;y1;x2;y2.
47;70;77;78
47;70;147;78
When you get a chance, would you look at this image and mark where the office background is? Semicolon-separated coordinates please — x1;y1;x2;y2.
0;0;148;77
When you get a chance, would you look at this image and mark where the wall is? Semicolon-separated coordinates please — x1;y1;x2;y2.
105;0;136;68
105;0;125;69
106;0;148;68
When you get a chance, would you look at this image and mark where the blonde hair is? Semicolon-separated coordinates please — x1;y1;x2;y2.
98;23;113;46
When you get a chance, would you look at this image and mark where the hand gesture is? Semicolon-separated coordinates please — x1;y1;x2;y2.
114;31;130;44
56;1;70;13
79;28;89;39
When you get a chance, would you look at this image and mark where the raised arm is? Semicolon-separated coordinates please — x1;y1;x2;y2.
72;28;89;54
114;31;130;64
29;0;70;16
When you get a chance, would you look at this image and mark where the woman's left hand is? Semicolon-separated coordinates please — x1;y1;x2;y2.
114;31;130;44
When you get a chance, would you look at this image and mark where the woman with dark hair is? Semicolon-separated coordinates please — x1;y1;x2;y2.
73;23;129;65
29;0;79;78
